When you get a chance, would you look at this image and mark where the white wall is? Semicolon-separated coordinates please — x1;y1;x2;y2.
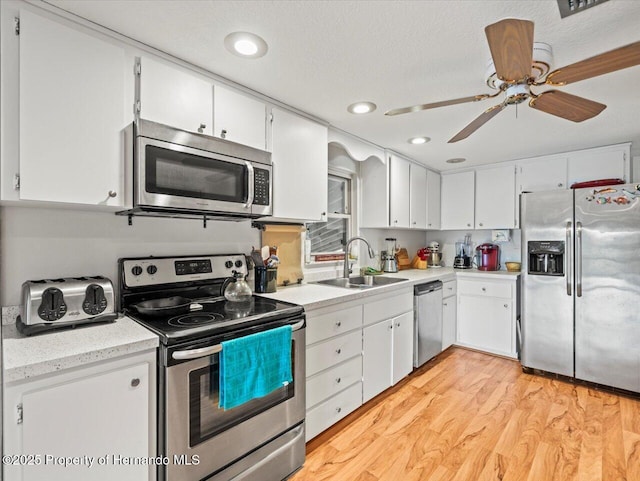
0;206;260;306
360;228;428;270
426;229;521;269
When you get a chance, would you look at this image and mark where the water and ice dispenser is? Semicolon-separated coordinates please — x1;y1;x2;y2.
528;241;564;276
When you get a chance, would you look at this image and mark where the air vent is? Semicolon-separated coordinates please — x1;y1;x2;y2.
557;0;609;18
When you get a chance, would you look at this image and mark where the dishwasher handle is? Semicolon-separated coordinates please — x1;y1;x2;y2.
414;281;443;296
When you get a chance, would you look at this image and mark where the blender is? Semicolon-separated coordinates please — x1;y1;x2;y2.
381;237;398;272
453;235;472;269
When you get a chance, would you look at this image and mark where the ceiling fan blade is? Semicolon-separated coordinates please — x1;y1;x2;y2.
448;103;506;143
385;94;491;116
529;90;606;122
485;18;534;83
545;41;640;86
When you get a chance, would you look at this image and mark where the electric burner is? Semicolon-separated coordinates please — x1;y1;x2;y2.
119;254;304;345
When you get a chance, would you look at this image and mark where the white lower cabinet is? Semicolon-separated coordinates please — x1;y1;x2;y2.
3;350;156;481
456;276;519;358
305;382;362;442
442;279;457;350
362;289;413;403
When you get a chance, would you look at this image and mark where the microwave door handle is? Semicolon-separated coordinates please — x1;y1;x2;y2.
244;161;255;209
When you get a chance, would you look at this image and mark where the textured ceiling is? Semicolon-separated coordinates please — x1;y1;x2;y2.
47;0;640;171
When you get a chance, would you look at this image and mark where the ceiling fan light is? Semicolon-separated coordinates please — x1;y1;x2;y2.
347;102;377;114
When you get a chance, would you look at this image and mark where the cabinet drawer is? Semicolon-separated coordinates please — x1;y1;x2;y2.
306;330;362;376
363;290;413;326
306;356;362;409
458;279;511;299
306;305;363;345
305;381;362;441
442;280;457;298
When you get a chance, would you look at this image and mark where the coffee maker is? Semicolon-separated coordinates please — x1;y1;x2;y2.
381;237;398;273
476;243;500;271
453;235;472;269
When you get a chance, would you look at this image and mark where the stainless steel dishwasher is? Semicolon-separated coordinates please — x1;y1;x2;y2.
414;281;443;368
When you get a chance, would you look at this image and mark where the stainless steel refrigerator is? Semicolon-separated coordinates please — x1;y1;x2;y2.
520;183;640;393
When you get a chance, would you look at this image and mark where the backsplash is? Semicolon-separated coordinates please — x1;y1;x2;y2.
426;229;522;269
0;206;260;306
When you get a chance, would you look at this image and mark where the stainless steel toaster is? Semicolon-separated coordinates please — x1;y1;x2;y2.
17;276;117;335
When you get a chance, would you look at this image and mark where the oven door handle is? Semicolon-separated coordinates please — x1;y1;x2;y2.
171;319;305;361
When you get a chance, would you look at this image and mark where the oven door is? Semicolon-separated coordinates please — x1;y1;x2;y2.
135;136;272;216
163;319;305;481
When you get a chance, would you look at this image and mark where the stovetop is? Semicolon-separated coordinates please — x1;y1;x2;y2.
125;295;304;345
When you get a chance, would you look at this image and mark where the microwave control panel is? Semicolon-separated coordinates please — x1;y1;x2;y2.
253;168;270;206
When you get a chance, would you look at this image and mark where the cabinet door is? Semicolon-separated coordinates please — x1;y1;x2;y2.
475;165;516;229
458;294;513;357
517;155;568;193
20;363;150;481
392;311;414;384
442;297;457;350
363;320;392;402
567;145;628;186
410;163;427;229
213;85;266;150
140;56;213;135
19;10;127;207
441;171;475;230
426;170;441;229
270;108;328;221
389;155;410;228
360;156;390;228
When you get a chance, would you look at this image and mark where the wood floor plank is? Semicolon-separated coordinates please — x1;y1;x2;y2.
291;347;640;481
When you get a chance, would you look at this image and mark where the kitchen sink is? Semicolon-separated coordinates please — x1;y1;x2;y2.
314;275;408;289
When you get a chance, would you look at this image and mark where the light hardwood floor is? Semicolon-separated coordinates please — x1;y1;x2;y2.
292;347;640;481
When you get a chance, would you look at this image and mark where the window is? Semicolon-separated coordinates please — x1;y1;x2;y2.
306;173;352;262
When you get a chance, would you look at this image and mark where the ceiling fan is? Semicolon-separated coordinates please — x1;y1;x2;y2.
385;19;640;143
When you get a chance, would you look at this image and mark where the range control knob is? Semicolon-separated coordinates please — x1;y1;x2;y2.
131;265;143;276
83;284;108;316
37;287;67;321
146;265;158;275
225;260;233;269
234;260;243;268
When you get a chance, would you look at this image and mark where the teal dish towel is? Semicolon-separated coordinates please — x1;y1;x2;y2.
219;325;293;410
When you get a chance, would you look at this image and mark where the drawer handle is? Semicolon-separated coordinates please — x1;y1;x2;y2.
482;287;486;292
336;377;341;384
443;302;448;307
335;321;342;327
336;348;342;355
504;304;508;308
336;407;342;414
131;378;140;388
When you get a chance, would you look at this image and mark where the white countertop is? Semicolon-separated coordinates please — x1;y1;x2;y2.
259;267;521;310
2;316;159;383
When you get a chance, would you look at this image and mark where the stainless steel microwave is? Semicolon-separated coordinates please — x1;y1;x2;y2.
126;119;272;219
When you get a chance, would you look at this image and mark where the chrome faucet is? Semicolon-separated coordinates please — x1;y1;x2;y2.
343;236;376;278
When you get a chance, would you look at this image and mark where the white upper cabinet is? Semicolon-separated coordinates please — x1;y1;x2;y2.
270;107;328;221
389;155;411;228
426;170;441;230
360;156;390;228
475;165;516;229
409;163;427;229
213;85;267;151
567;143;630;186
139;56;213;135
517;154;568;193
440;171;475;230
18;10;128;207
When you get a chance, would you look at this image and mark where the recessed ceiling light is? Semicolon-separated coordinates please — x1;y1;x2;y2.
347;102;377;114
224;32;268;59
408;136;431;145
446;157;467;164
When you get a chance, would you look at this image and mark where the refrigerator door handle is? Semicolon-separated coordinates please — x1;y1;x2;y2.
566;222;572;296
576;221;583;297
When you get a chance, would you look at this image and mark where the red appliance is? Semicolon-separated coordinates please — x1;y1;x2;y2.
476;243;500;271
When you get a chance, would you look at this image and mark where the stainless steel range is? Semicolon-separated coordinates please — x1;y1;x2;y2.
119;254;306;481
